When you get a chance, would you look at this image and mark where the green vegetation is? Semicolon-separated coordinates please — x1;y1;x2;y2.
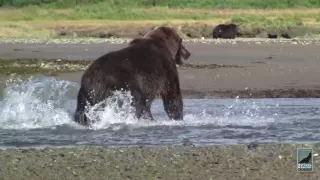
0;0;319;38
1;0;320;9
0;6;219;21
231;15;303;27
0;5;319;22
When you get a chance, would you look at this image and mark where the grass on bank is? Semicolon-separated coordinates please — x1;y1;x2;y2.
1;5;320;21
1;0;320;9
0;5;319;38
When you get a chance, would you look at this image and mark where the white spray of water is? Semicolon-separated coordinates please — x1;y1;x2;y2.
85;90;140;130
0;76;279;130
0;75;78;129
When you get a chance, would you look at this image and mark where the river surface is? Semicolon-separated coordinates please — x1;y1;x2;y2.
0;76;319;148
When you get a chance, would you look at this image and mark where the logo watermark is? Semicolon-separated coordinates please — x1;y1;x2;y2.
297;148;313;172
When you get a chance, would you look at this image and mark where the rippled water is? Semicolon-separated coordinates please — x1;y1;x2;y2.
0;76;319;148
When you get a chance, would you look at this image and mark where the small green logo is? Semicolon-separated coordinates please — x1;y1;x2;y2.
297;148;313;172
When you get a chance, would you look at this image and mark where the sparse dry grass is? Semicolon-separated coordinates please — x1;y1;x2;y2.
0;22;54;38
169;8;320;15
2;19;320;39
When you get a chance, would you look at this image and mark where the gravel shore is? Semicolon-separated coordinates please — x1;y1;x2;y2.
0;143;319;180
1;37;320;45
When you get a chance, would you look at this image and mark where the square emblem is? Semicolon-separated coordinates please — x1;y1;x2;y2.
297;148;313;172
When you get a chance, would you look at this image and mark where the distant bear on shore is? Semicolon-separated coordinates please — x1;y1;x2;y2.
281;33;291;39
74;26;191;127
212;23;240;39
268;33;278;39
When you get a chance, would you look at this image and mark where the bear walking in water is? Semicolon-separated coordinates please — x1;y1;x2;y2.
74;26;191;127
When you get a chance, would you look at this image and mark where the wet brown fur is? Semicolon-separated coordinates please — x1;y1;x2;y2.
74;26;191;127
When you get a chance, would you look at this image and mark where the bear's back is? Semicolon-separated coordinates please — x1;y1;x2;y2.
83;38;176;85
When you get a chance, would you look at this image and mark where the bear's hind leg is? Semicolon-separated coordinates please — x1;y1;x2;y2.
143;103;154;121
131;89;154;120
74;86;91;127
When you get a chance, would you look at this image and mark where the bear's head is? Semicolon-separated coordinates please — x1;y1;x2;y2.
142;26;191;65
230;23;239;30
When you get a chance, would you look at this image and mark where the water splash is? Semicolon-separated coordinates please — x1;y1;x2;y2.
0;75;78;129
0;76;285;131
0;76;319;147
85;90;139;130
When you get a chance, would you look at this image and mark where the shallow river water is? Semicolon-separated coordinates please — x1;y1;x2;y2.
0;76;319;148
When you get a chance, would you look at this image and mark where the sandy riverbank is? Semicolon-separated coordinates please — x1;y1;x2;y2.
0;38;319;98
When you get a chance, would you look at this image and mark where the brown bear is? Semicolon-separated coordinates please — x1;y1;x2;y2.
74;26;191;127
212;23;240;39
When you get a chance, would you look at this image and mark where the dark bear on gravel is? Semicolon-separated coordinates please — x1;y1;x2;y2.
212;23;240;39
74;26;191;127
268;33;278;39
281;33;291;39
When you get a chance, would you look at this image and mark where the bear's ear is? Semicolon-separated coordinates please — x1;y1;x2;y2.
152;26;174;39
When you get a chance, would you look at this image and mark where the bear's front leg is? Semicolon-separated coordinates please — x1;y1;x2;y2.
162;94;183;120
162;70;184;120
